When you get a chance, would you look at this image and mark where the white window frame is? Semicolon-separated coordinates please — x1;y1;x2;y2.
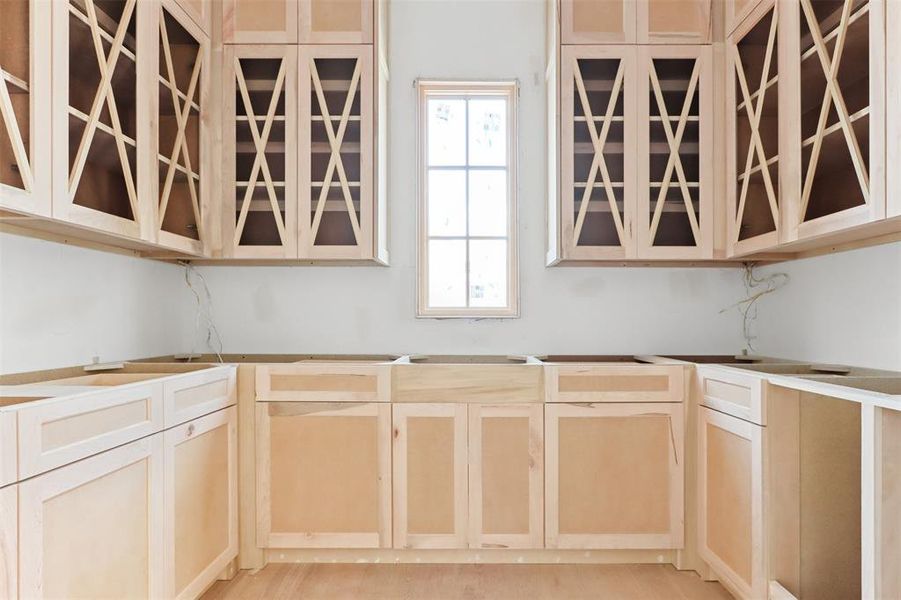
416;80;519;318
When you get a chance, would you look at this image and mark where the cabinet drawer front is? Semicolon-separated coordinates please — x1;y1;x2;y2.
17;384;164;479
698;367;765;424
164;368;236;427
256;364;390;402
546;365;684;403
392;365;544;404
0;413;16;487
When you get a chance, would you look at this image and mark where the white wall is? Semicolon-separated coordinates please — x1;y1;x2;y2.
0;233;193;373
753;242;901;371
191;0;747;356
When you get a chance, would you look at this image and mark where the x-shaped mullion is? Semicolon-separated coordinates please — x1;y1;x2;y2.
799;0;869;218
0;75;33;192
158;12;203;238
69;0;138;219
309;57;362;245
234;57;288;246
572;58;626;247
648;60;701;245
733;10;780;241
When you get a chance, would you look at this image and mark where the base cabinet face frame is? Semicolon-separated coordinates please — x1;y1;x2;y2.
698;406;766;600
0;484;15;600
256;401;392;549
545;402;684;550
18;435;165;600
164;406;238;600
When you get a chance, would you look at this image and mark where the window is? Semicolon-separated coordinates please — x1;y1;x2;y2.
417;81;518;318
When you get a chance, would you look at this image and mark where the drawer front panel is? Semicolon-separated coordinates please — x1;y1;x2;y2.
17;384;164;479
256;365;391;402
546;365;684;403
392;365;544;404
698;366;765;424
164;368;236;427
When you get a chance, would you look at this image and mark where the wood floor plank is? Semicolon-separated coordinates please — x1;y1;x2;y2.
202;563;734;599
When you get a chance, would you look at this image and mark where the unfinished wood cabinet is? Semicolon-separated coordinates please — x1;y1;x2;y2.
222;0;299;44
392;403;468;549
163;364;236;427
256;363;391;402
300;0;373;44
256;401;392;548
887;0;901;219
560;45;637;260
50;0;152;240
0;411;15;488
468;404;543;549
0;0;51;217
727;0;782;257
164;407;238;600
698;406;765;600
637;0;712;44
298;45;374;259
223;45;298;259
727;0;766;36
545;402;684;549
18;434;165;599
698;365;767;425
546;364;684;403
560;0;637;44
872;407;901;599
173;0;211;36
636;45;713;258
783;0;886;241
0;484;15;600
155;0;211;254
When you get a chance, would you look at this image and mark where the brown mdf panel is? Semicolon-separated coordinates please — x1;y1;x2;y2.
880;409;901;598
546;403;684;549
165;408;238;600
636;45;714;259
258;402;391;548
392;364;544;404
256;363;390;402
18;436;165;599
223;45;299;259
0;485;15;600
559;46;638;260
300;0;373;44
393;404;467;549
547;364;684;403
698;406;765;600
469;404;544;549
561;0;637;44
222;0;299;43
639;0;711;44
0;0;51;216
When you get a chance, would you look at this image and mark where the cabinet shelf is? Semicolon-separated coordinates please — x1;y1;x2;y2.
235;116;286;122
800;106;869;149
240;199;359;212
574;142;698;155
69;1;137;62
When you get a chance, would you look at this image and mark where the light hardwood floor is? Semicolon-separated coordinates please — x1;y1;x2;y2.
202;563;733;599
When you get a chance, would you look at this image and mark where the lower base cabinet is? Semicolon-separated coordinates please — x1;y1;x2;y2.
698;406;765;600
165;406;238;600
18;435;166;598
545;402;684;549
0;484;17;599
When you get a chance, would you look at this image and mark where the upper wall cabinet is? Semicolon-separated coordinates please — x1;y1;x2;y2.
300;0;374;44
783;0;885;242
222;0;299;44
0;0;51;217
560;0;711;45
727;0;781;257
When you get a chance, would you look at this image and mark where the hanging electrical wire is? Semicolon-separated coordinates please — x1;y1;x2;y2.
720;262;789;353
181;262;224;363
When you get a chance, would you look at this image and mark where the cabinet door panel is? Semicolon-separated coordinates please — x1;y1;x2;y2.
223;0;299;44
18;435;164;599
468;404;543;549
560;0;637;44
638;0;711;44
884;0;900;219
0;485;15;600
300;0;373;44
0;0;51;216
393;403;467;549
257;402;392;548
546;402;683;549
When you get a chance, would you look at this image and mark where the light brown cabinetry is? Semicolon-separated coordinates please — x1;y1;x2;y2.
872;407;901;599
300;0;373;44
0;484;15;600
0;0;51;217
560;0;711;45
222;0;299;44
223;0;373;45
887;0;901;220
545;402;684;549
164;406;238;600
392;403;468;549
174;0;212;36
18;435;166;599
256;401;392;548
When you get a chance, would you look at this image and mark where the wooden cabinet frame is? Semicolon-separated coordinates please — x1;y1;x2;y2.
560;0;637;44
727;0;764;37
174;0;211;36
164;407;238;600
392;403;468;549
637;45;714;259
468;403;544;549
546;364;684;403
545;402;684;549
222;0;299;44
887;0;901;219
698;406;766;600
163;365;236;427
299;0;374;44
0;484;15;600
637;0;712;44
0;0;52;216
256;363;391;403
